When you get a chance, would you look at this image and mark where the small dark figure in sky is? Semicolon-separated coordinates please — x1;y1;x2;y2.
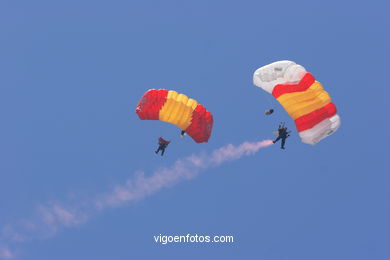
155;137;170;156
265;109;274;115
273;122;291;149
180;130;186;138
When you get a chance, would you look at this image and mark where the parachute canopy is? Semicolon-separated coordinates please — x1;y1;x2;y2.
253;61;340;145
136;89;213;143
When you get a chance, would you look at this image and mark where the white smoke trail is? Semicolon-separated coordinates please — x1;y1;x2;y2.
95;140;273;209
0;247;14;260
210;140;274;165
0;140;273;259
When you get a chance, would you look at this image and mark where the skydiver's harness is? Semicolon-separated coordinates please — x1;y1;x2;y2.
158;142;168;149
278;128;291;138
158;137;170;149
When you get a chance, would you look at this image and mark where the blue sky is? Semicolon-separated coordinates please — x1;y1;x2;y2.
0;0;388;259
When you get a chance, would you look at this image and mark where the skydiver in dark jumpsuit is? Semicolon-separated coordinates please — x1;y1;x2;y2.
273;123;291;149
155;137;170;156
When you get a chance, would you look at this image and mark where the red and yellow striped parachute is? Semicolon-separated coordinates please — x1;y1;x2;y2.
136;89;213;143
253;61;340;145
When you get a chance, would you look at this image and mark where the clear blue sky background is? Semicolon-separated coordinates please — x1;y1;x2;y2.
0;0;388;259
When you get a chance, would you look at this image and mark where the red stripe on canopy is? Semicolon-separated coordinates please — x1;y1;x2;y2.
272;73;315;98
294;102;337;132
135;89;168;120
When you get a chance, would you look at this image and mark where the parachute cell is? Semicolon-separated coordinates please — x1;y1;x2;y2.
136;89;213;143
253;61;340;145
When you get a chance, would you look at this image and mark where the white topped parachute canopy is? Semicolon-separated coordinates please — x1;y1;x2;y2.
253;60;340;145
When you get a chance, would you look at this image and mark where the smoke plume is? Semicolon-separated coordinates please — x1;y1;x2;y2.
0;140;273;259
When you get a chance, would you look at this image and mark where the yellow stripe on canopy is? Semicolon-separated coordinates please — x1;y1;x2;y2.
159;90;198;130
277;81;332;120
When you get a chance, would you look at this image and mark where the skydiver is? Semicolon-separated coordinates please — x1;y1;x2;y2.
155;137;170;156
180;130;186;138
273;122;291;149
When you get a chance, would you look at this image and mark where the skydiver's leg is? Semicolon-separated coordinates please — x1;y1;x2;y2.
281;138;286;149
161;148;165;156
156;147;161;154
273;136;281;144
